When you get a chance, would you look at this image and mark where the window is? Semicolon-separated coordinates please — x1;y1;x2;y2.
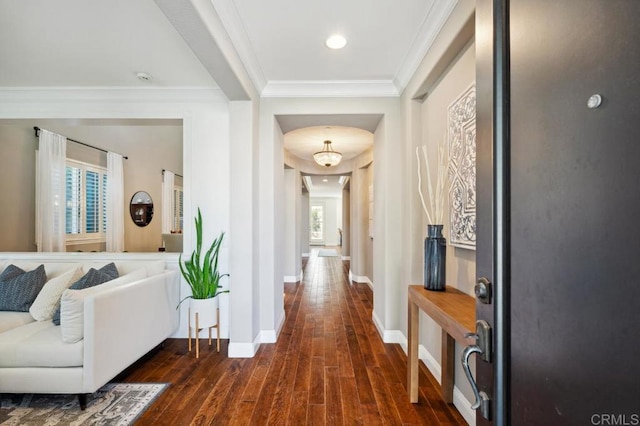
65;159;107;243
173;186;184;232
310;204;324;243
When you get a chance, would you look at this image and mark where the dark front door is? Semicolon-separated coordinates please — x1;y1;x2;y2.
475;1;640;425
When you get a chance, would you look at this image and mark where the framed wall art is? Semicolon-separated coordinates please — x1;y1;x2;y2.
448;84;476;250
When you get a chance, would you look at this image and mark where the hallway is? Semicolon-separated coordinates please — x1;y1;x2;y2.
124;249;466;424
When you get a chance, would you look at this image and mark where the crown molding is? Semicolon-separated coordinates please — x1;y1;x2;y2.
211;0;267;93
0;86;226;103
393;0;458;93
261;80;400;98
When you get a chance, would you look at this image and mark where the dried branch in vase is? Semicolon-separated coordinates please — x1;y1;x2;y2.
416;140;448;225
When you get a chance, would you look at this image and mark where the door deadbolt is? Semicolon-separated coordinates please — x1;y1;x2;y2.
475;277;492;304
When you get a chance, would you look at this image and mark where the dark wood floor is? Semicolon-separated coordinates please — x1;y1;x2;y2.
121;249;467;425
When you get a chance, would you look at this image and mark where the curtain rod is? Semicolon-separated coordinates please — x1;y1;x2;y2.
34;127;129;160
162;169;184;178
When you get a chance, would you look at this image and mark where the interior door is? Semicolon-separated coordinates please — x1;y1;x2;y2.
475;1;640;424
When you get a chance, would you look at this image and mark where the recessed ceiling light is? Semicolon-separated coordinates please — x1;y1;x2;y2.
326;34;347;50
136;72;153;82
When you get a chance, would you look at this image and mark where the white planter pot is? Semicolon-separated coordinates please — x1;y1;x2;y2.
189;297;218;329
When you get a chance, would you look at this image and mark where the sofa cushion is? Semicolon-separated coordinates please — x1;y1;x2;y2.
0;321;83;368
29;267;84;321
95;262;119;280
116;260;165;277
52;266;117;325
0;264;47;312
60;268;148;343
6;262;80;279
0;311;35;334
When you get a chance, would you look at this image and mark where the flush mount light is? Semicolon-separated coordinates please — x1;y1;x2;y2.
326;34;347;49
136;72;153;82
322;178;329;182
314;140;342;167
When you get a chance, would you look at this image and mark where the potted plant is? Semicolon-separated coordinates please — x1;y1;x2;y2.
178;208;229;329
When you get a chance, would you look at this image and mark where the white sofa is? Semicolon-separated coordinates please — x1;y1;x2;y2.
0;258;180;408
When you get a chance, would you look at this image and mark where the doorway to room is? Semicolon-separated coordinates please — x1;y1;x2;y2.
309;202;325;245
305;174;347;252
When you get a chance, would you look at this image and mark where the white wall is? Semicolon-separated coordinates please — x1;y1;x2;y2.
364;164;374;280
350;161;373;285
341;186;350;257
284;168;302;281
301;189;310;255
257;115;286;344
309;196;341;246
229;99;261;356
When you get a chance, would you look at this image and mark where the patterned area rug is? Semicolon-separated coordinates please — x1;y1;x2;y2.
0;383;167;426
318;249;339;257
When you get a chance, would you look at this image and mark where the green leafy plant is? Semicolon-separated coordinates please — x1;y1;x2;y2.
177;208;229;307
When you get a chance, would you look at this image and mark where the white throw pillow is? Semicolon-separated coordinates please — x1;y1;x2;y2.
29;267;84;321
60;268;147;343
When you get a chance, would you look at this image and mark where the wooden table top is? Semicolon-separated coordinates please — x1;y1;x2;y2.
408;285;476;345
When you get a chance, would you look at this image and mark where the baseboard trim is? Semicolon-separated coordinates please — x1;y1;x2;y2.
416;344;476;426
276;309;286;338
284;271;303;283
349;270;373;291
372;311;406;344
341;255;351;260
259;330;276;343
379;329;476;426
260;309;286;343
228;333;261;358
372;311;385;339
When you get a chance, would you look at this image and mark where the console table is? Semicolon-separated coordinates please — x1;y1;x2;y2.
408;285;475;403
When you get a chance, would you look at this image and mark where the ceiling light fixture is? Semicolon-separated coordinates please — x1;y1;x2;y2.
313;140;342;167
326;34;347;50
322;178;329;182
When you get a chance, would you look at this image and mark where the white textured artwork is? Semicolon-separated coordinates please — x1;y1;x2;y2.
448;84;476;249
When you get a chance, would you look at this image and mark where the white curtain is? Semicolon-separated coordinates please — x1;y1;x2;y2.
36;130;67;252
106;152;125;252
162;170;175;234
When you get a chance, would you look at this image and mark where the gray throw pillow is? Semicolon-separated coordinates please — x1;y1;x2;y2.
52;268;114;325
99;262;119;280
0;264;47;312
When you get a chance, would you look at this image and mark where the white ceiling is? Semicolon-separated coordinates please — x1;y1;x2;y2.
304;175;347;198
0;0;215;87
284;126;373;163
0;0;457;94
215;0;457;95
277;114;382;134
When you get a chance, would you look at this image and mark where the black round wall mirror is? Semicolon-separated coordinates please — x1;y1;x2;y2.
130;191;154;227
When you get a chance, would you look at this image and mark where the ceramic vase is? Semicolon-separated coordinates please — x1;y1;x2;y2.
424;224;446;291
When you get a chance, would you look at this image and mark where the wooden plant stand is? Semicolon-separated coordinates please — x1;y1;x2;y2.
188;307;220;358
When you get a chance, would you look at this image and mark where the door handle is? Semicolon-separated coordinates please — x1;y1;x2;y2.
461;320;492;420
